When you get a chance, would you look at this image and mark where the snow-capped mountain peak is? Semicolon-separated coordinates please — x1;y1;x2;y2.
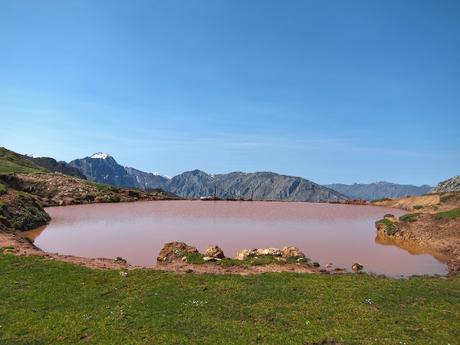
90;153;110;159
25;154;41;158
153;172;171;179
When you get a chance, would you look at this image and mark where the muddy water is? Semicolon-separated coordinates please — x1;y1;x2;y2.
25;201;448;276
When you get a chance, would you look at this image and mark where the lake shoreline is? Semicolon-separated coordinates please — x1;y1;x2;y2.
0;172;456;276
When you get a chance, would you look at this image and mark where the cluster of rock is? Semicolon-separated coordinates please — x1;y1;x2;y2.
156;241;365;273
156;241;307;263
235;246;305;260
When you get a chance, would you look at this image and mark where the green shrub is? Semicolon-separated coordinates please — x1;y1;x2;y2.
0;183;6;195
399;213;420;223
434;208;460;221
184;252;205;264
376;218;397;236
413;205;423;210
99;194;121;203
92;182;119;193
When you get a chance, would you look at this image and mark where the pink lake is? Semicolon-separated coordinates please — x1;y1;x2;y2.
25;200;448;276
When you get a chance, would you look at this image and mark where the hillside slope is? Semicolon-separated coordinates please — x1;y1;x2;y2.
0;147;45;174
23;156;87;179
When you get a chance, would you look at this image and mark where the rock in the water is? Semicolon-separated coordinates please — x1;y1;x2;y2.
157;242;198;263
204;245;225;259
281;246;305;258
352;262;364;272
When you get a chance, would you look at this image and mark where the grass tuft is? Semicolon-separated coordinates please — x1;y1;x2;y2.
376;218;397;236
434;208;460;221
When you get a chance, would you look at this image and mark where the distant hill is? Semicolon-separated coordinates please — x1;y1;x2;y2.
168;170;347;202
69;153;169;190
430;176;460;193
23;156;86;179
0;147;45;174
326;182;432;201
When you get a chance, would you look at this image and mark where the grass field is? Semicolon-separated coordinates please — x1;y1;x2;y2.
0;252;459;345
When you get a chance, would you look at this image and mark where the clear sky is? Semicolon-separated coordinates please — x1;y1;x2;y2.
1;0;459;185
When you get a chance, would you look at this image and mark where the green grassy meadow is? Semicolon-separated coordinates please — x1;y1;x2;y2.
0;252;459;345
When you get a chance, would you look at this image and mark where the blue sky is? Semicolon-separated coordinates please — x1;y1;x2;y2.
1;0;459;185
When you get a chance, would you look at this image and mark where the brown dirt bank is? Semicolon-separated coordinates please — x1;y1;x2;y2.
374;192;460;272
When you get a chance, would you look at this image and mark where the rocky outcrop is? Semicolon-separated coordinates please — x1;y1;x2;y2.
430;176;460;193
156;242;199;263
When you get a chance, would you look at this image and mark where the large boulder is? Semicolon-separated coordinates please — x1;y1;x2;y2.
235;248;257;260
204;245;225;259
235;247;287;260
256;248;282;256
281;246;305;258
352;262;364;272
157;242;198;263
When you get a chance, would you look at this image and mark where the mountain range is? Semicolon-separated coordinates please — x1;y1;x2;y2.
325;182;432;201
167;170;345;202
68;153;346;202
10;148;452;202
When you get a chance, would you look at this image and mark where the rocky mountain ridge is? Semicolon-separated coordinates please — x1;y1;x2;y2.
430;176;460;193
167;170;346;202
326;181;432;201
68;154;347;202
69;154;169;190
